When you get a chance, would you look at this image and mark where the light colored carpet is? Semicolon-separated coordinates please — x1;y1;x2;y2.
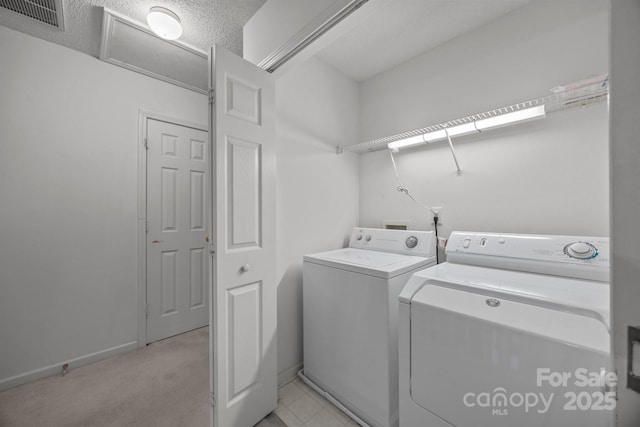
0;327;285;427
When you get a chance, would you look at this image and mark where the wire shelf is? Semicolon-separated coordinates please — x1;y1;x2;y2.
340;75;609;154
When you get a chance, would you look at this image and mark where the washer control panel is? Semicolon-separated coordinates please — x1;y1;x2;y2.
446;231;610;282
349;228;435;257
405;236;419;249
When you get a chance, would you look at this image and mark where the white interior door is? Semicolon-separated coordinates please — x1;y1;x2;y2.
146;118;209;343
209;45;277;427
611;1;640;425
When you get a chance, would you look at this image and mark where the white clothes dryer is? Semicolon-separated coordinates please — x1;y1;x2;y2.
302;227;436;427
399;232;612;427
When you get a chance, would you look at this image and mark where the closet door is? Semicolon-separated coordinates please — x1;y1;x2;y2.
209;44;277;427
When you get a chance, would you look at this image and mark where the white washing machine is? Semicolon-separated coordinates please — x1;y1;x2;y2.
399;231;612;427
302;227;436;427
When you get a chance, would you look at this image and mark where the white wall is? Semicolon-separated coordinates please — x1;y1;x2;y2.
275;57;360;381
358;1;609;240
610;0;640;424
0;26;207;389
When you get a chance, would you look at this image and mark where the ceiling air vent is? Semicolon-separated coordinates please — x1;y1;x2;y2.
0;0;64;30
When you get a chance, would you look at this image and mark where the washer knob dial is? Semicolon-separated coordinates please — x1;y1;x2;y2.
406;236;418;249
365;235;372;241
564;242;597;259
356;234;363;241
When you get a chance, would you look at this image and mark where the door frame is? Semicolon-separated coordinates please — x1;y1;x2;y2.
137;110;208;348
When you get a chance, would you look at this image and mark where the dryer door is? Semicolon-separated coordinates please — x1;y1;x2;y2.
410;283;613;427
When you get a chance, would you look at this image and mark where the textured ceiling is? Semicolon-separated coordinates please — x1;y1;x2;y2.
0;0;267;57
317;0;530;82
0;0;532;80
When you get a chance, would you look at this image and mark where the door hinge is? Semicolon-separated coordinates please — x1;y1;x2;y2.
144;137;149;150
209;89;215;104
627;326;640;393
210;392;216;408
145;304;149;318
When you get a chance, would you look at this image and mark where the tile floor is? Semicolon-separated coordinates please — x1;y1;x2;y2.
276;377;360;427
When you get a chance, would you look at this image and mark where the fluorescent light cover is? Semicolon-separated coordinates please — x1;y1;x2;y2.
387;134;425;149
422;129;447;142
476;105;546;131
446;122;479;137
387;105;546;150
147;6;182;40
420;123;478;143
387;124;476;149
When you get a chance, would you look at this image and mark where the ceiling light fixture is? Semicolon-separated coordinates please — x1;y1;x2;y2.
147;6;182;40
387;105;546;150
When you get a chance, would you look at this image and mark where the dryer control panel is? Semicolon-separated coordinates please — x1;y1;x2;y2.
446;232;610;282
349;228;435;258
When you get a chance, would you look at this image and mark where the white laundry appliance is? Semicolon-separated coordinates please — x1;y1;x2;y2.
399;231;612;427
302;227;437;427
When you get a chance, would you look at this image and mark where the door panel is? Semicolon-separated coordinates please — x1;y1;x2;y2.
226;77;262;124
190;248;206;308
210;44;277;427
227;281;262;401
191;171;206;230
161;167;178;231
147;119;209;343
227;137;262;248
161;250;178;314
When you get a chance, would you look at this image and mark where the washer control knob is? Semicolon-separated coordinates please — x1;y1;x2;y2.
356;234;363;241
365;235;372;242
406;236;418;249
564;242;597;259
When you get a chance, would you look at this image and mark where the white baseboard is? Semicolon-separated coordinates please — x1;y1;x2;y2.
0;341;138;392
278;362;303;386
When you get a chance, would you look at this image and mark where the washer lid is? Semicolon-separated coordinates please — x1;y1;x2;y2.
412;283;609;353
322;248;408;267
399;263;610;329
304;248;435;279
409;284;611;427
